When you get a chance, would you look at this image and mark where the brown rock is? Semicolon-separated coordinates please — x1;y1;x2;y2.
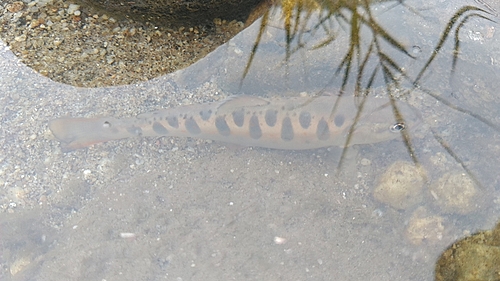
435;222;500;281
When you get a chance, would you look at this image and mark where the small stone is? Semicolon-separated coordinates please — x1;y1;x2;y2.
405;207;444;245
120;232;136;238
274;236;287;244
67;4;80;15
106;56;115;64
373;161;426;210
429;172;482;214
6;1;25;13
53;39;63;47
14;35;26;42
360;158;371;166
10;257;30;276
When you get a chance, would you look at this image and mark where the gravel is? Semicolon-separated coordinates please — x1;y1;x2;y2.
0;0;244;87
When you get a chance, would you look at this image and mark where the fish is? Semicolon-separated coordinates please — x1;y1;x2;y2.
48;94;420;151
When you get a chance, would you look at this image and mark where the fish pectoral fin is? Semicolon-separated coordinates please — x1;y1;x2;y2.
217;95;269;113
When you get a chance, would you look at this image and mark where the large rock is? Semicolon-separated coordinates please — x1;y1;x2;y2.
435;222;500;281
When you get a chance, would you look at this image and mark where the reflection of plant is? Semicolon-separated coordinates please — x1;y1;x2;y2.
411;6;497;189
243;0;414;91
414;6;495;83
243;0;420;170
242;0;497;185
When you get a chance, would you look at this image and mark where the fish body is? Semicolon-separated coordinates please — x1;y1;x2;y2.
49;94;419;151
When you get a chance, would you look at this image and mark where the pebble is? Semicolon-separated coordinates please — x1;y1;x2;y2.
0;0;245;87
67;4;80;15
6;1;25;13
373;161;427;210
405;207;444;245
429;172;482;214
10;257;31;276
360;158;371;166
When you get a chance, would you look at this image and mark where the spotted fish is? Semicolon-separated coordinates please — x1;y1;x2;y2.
49;94;419;151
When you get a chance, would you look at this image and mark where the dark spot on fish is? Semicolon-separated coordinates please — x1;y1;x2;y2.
152;122;169;135
159;117;163;121
316;118;330;140
299;111;311;129
103;121;111;128
334;114;345;127
185;117;201;135
199;109;212;121
127;126;143;136
265;109;277;127
249;115;262;139
167;116;179;128
281;117;294;141
232;110;245;127
148;120;152;125
215;116;231;136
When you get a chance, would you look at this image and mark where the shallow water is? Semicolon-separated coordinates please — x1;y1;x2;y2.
1;0;500;280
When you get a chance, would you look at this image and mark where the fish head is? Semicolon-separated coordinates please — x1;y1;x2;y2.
343;98;422;146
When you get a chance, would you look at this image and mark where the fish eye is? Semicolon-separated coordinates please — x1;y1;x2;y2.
390;122;406;133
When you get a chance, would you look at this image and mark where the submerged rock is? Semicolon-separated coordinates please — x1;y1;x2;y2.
373;161;427;210
405;206;445;245
435;221;500;281
429;172;482;215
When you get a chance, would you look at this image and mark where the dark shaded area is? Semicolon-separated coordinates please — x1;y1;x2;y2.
75;0;264;26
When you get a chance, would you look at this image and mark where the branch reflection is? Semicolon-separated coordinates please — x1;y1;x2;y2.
241;0;497;188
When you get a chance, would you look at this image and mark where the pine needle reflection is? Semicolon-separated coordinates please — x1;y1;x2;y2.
241;0;498;187
414;5;496;83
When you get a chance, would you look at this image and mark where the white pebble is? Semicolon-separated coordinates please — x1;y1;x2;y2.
274;236;287;244
120;232;136;238
67;4;80;15
360;158;371;166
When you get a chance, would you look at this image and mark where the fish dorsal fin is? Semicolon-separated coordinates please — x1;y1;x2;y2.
217;95;270;113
